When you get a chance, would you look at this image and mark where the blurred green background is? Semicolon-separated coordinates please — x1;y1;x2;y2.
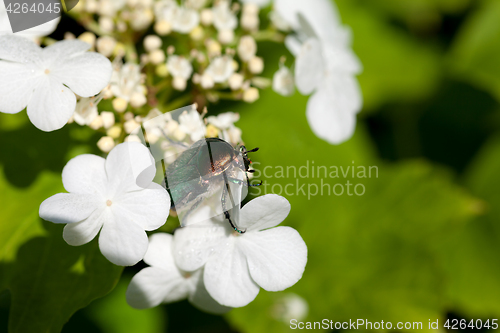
2;0;500;331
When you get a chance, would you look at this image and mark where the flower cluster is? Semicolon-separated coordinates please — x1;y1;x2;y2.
0;0;361;316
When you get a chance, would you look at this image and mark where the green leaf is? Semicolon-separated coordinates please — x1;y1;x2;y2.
223;90;477;332
447;0;500;102
82;277;166;333
438;134;500;317
0;169;123;333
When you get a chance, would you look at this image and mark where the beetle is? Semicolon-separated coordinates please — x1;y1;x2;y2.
163;137;261;233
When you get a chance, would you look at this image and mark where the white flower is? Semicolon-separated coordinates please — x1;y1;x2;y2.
73;98;99;126
0;36;112;131
239;0;271;7
39;142;170;266
126;233;231;314
237;35;257;62
272;293;309;323
179;109;206;142
173;194;307;307
109;63;146;102
167;55;193;79
223;125;242;146
273;66;295;96
172;7;200;34
0;1;60;39
186;0;207;10
212;0;237;31
207;112;240;129
155;1;199;34
205;56;234;83
96;36;117;57
275;0;363;144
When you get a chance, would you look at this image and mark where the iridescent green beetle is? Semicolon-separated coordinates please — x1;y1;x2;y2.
163;137;260;233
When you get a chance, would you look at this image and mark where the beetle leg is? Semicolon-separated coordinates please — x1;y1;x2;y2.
222;173;246;234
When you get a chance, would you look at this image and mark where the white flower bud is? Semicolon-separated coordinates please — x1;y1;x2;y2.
242;3;259;15
99;17;114;34
189;26;204;41
106;125;122;139
96;36;116;57
144;35;162;51
272;66;294;96
200;9;213;26
149;49;166;64
206;40;222;57
248;56;264;74
192;73;201;84
97;112;113;131
124;112;134;121
241;13;259;31
89;115;104;130
97;136;115;153
116;21;128;33
228;73;244;90
125;134;142;143
85;0;98;12
243;87;259;103
186;0;206;10
218;29;234;44
64;32;75;40
130;92;147;108
155;20;172;35
172;76;188;91
237;35;257;62
124;119;140;134
200;73;215;89
113;98;128;113
78;32;96;49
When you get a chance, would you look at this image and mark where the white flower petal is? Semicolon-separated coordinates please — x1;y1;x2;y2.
41;39;90;64
173;222;229;272
105;142;156;195
126;267;187;309
239;226;307;292
62;154;107;195
204;240;259;307
189;269;232;314
98;210;149;266
39;193;99;224
295;38;324;95
0;34;42;63
284;35;302;57
63;207;110;246
306;83;357;145
26;76;76;132
323;40;362;75
239;194;291;231
51;52;113;97
0;61;38;114
115;183;170;231
274;0;340;41
143;233;176;270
